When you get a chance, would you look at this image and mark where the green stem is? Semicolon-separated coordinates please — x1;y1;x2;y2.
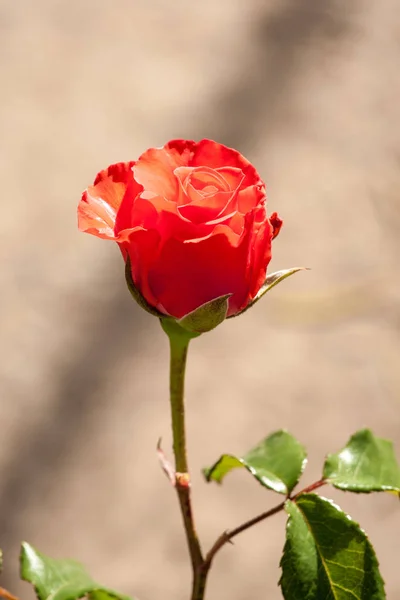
169;335;191;474
163;319;205;599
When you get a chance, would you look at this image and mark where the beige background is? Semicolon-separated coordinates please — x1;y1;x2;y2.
1;0;400;598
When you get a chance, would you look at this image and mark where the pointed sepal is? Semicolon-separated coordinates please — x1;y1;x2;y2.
228;267;307;318
177;294;231;334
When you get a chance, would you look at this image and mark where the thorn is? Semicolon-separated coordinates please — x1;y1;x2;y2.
156;437;176;487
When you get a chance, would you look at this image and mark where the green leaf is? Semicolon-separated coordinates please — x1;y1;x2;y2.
178;294;231;333
323;429;400;493
20;543;133;600
280;494;385;600
228;267;306;318
203;430;307;495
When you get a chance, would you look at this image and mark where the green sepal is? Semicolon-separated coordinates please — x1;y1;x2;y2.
227;267;306;318
125;257;163;317
280;494;385;600
203;430;307;495
20;543;134;600
323;429;400;493
177;294;231;333
160;317;201;343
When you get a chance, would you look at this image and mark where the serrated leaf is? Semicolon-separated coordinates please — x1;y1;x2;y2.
178;294;231;333
323;429;400;493
20;543;134;600
280;494;385;600
228;267;306;318
203;430;307;495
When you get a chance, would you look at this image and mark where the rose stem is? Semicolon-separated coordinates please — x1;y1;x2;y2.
163;319;205;599
163;315;326;598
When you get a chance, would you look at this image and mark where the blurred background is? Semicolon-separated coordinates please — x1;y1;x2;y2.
1;0;399;598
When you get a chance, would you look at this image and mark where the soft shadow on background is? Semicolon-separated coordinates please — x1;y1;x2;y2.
1;1;399;599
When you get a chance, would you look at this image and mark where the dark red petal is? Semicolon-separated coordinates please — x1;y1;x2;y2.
246;207;274;301
120;228;162;311
270;212;283;239
146;229;251;318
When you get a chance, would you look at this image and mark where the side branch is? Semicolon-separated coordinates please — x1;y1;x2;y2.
204;479;327;567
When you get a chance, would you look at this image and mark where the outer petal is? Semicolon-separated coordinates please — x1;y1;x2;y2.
115;191;160;238
121;228;162;310
270;211;283;239
237;182;266;214
78;161;137;240
164;139;198;162
146;227;252;318
246;207;274;302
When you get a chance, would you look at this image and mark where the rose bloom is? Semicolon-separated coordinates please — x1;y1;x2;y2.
78;139;282;319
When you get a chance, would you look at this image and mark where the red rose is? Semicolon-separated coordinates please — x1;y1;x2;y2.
78;139;282;319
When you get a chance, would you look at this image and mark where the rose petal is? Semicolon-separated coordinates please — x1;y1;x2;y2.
175;166;245;224
134;143;196;199
192;140;262;188
237;182;266;214
187;167;230;192
78;161;137;240
121;228;161;310
178;190;236;224
174;166;230;206
246;207;274;300
147;227;252;318
156;207;211;241
224;212;245;236
164;139;198;162
270;211;283;239
115;192;159;236
215;166;244;189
